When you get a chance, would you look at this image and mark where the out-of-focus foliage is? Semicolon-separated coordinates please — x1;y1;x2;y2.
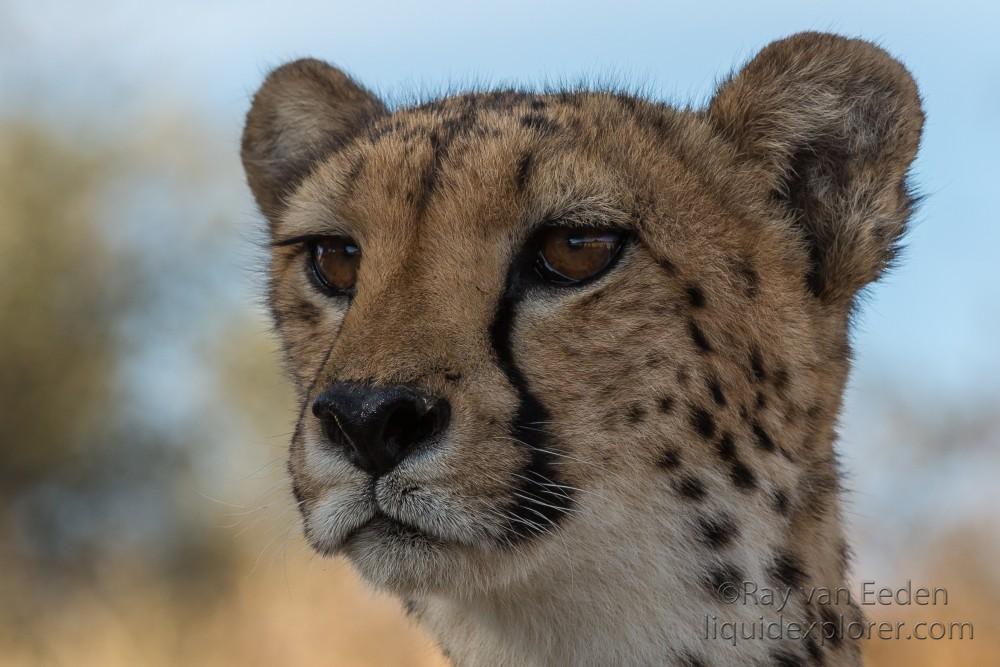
0;126;125;488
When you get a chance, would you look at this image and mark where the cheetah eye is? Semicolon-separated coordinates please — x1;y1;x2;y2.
534;227;626;286
307;236;361;295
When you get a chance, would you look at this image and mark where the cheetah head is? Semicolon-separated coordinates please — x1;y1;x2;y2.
242;33;922;600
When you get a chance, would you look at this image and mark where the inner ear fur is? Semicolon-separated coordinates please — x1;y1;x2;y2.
708;32;924;304
241;58;386;225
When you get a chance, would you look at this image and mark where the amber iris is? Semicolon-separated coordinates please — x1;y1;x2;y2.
309;237;361;293
536;228;624;284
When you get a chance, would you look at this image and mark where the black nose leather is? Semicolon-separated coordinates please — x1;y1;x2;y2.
312;382;451;477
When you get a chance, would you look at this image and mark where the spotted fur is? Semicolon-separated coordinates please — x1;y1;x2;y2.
242;32;923;667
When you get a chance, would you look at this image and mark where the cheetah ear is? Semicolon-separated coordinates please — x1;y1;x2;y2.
707;32;924;304
241;58;387;225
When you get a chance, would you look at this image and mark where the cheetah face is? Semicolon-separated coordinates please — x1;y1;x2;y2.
242;36;922;596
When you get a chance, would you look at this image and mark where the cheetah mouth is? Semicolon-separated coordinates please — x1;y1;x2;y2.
341;510;448;548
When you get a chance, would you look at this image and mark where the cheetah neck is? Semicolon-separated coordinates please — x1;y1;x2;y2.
414;469;860;667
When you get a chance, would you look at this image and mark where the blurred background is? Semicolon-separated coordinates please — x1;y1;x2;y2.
1;1;997;665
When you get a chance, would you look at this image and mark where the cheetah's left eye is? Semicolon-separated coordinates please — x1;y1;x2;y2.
534;227;626;286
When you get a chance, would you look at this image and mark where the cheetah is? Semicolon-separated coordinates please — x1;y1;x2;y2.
241;32;923;666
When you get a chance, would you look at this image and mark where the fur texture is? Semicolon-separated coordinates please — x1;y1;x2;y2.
241;32;923;666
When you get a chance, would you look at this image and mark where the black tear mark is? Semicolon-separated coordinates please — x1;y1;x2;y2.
675;475;707;501
698;515;738;549
689;321;713;353
690;407;716;439
752;420;776;452
489;269;574;544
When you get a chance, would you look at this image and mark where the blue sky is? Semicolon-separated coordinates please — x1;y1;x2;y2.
5;0;997;398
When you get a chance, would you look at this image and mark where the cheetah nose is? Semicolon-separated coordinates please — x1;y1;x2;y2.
311;382;451;478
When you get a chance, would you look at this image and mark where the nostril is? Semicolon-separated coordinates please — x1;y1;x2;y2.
384;397;451;450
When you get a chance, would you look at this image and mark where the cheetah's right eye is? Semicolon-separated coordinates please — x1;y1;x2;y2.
307;236;361;295
533;227;626;286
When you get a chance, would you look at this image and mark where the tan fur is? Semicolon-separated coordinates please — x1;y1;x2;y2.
241;32;923;666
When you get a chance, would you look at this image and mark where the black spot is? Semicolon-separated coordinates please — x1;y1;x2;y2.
290;299;321;326
343;155;366;197
770;552;807;589
690;407;716;439
657;395;676;414
656;256;678;276
729;460;757;491
679;652;707;667
614;93;638;112
697;515;737;549
675;475;707;501
627;402;647;425
752;420;776;452
755;391;767;410
771;649;805;667
520;113;557;134
514;152;533;192
773;366;790;393
676;366;690;386
658;447;682;470
716;433;736;460
707;377;726;406
689;321;712;353
686;285;706;308
444;371;462;383
819;604;844;647
735;257;759;298
805;633;823;663
529;98;546;110
773;490;790;516
706;563;744;601
750;347;766;382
